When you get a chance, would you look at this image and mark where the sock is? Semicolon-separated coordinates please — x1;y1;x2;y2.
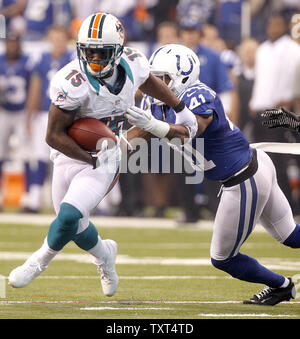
279;277;290;288
26;184;43;210
47;202;82;251
73;222;99;251
88;236;109;265
33;238;58;266
32;161;48;185
25;161;48;210
211;253;285;288
283;224;300;248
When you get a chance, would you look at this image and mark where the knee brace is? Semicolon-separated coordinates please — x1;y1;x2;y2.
47;202;82;251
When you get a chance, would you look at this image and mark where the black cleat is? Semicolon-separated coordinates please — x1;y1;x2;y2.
243;278;296;306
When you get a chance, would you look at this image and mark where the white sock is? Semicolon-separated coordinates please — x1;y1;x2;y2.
279;277;290;288
88;236;109;265
33;238;58;266
26;184;43;210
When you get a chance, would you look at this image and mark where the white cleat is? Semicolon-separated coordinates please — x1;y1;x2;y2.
8;255;48;288
96;239;119;297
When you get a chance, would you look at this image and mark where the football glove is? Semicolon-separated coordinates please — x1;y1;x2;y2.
174;104;198;139
125;106;170;138
91;136;121;171
260;107;300;133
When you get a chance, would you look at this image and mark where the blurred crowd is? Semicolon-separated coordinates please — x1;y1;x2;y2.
0;0;300;224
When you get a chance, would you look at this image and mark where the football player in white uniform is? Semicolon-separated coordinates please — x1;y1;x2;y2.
8;13;198;297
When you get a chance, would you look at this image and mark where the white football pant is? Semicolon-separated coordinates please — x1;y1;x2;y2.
210;149;296;261
51;153;120;233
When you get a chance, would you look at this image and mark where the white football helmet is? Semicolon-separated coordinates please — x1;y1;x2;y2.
77;12;125;78
149;44;200;100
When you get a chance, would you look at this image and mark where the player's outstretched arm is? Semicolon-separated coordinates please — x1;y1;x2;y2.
125;106;190;143
125;106;213;143
46;103;94;165
139;73;181;109
136;74;202;142
260;107;300;133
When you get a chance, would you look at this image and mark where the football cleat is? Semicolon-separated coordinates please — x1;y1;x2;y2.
8;255;48;288
243;278;296;306
96;239;119;297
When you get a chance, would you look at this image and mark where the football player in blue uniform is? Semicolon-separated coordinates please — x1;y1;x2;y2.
0;33;35;210
23;0;72;40
125;44;300;306
179;20;238;223
23;26;75;213
0;0;26;31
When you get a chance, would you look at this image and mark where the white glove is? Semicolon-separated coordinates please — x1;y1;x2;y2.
91;136;121;172
125;106;170;138
175;105;198;139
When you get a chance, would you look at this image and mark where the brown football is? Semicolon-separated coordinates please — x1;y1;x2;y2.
67;118;117;152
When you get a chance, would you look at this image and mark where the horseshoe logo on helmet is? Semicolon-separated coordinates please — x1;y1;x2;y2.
176;55;194;76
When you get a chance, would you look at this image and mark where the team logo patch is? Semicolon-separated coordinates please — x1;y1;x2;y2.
116;20;124;39
56;91;67;102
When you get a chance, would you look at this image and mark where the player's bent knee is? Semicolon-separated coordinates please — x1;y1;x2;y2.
211;255;248;279
47;203;83;251
57;202;82;231
283;224;300;249
211;257;231;271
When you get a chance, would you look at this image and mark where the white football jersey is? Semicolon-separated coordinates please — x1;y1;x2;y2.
49;47;150;159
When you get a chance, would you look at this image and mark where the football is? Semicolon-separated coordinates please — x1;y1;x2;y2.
67;118;117;152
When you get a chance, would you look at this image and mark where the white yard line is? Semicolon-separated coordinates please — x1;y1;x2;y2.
1;300;300;305
0;213;266;232
1;274;228;280
80;307;173;311
1;251;300;271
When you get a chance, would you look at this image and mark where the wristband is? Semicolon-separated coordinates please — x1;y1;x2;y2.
173;101;186;113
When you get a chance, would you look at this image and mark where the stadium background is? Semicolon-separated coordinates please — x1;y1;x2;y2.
1;0;300;320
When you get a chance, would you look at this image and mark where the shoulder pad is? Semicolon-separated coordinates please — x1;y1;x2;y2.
50;60;88;110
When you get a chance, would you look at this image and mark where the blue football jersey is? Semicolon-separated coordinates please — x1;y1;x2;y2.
24;0;72;37
1;0;16;29
0;53;34;111
145;81;252;181
33;50;75;111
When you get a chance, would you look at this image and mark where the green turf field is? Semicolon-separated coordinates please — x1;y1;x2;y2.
1;217;300;319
